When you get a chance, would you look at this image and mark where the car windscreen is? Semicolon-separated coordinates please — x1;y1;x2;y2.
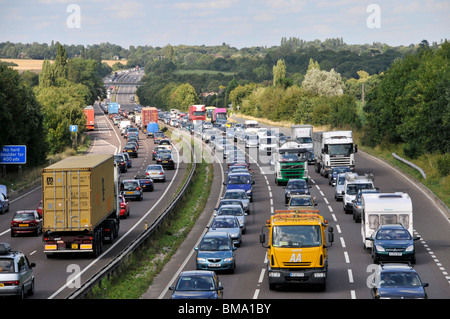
227;175;251;184
272;225;322;248
13;213;35;221
199;237;232;251
211;218;238;228
217;207;243;216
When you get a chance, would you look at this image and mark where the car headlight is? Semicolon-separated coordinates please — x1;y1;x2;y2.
246;190;252;195
375;245;385;252
231;232;239;238
197;258;207;262
223;257;233;262
405;244;414;252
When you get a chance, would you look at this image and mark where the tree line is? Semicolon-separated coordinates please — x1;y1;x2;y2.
0;43;108;169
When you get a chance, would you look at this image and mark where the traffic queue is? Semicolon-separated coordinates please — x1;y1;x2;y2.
162;106;429;300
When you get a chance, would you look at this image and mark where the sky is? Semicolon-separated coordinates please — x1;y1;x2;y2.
0;0;449;49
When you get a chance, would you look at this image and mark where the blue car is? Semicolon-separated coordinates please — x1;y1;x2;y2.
169;270;224;299
195;231;236;273
367;224;420;264
224;172;254;202
370;264;428;299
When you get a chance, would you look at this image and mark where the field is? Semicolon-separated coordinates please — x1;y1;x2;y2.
0;58;127;73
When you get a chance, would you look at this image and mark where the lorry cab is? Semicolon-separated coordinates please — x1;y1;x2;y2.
224;172;255;202
361;192;413;249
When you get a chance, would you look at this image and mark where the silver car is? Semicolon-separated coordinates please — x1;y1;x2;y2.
208;215;242;247
145;164;166;182
214;204;247;234
0;243;36;298
334;173;346;201
221;189;250;214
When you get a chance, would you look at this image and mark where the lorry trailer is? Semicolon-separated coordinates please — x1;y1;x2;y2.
41;155;120;257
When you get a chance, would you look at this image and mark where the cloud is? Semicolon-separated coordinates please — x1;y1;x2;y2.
173;0;238;11
106;1;145;19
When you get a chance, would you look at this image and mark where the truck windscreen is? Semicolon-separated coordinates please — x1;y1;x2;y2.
272;225;322;248
326;143;354;156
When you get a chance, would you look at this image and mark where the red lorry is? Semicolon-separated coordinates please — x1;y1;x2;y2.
141;107;158;128
188;105;206;124
84;106;95;130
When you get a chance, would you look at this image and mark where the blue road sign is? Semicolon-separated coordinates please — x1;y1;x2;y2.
0;145;27;164
70;125;78;132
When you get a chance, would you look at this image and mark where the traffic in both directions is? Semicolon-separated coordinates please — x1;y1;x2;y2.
147;111;450;300
0;69;188;299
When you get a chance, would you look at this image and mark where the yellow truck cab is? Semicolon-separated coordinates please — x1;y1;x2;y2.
260;211;334;291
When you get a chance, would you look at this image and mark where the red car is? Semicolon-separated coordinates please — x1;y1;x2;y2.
11;210;42;237
119;195;130;218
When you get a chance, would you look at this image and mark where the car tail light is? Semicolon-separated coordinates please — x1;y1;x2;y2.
1;281;20;286
160;172;164;175
136;187;141;190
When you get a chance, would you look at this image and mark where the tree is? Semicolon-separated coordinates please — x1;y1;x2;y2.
273;59;286;86
302;67;345;97
170;83;199;110
0;65;47;166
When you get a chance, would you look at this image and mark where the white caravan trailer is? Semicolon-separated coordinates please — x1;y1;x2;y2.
361;192;413;249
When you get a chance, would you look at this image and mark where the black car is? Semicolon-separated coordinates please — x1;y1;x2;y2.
169;270;223;299
134;175;154;192
366;224;420;264
370;264;428;299
114;154;128;173
156;153;175;170
284;179;311;204
123;143;138;158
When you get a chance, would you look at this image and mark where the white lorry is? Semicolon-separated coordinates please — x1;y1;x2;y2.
291;125;314;164
313;131;357;177
361;192;413;249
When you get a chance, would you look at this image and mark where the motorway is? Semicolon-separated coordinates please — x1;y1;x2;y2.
2;69;449;300
0;69;189;299
145;119;450;299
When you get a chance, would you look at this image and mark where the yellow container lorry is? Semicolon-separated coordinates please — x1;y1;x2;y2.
41;155;120;257
260;211;334;290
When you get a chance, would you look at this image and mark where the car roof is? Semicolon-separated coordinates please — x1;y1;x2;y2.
225;189;245;193
179;270;216;277
218;204;242;209
379;263;415;271
202;231;230;238
377;224;407;230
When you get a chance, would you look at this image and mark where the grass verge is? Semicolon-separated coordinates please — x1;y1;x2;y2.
84;130;214;299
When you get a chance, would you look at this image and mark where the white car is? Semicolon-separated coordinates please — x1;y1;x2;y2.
145;164;166;182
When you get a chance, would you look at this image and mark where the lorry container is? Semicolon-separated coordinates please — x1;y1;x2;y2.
41;155;120;257
290;125;313;163
141;107;158;128
189;105;206;124
84;106;95;131
260;211;334;291
108;102;119;114
313;131;357;177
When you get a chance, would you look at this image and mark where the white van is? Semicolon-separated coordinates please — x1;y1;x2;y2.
244;120;259;134
361;192;413;249
342;172;376;214
0;185;9;214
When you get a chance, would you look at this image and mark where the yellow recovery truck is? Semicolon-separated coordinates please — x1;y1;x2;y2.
260;210;334;291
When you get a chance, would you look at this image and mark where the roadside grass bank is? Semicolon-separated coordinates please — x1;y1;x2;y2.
232;113;449;209
84;129;214;299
